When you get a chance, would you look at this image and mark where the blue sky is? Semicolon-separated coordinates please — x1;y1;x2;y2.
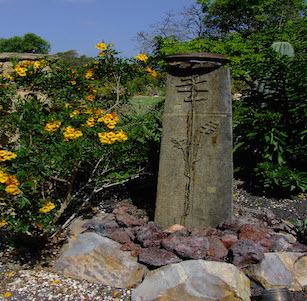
0;0;197;58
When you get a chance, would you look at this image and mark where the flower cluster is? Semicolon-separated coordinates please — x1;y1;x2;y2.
97;113;119;129
0;151;21;196
98;130;127;144
145;66;157;78
13;60;45;77
44;120;61;134
0;150;17;162
39;202;56;213
135;53;148;63
63;126;83;141
85;70;95;80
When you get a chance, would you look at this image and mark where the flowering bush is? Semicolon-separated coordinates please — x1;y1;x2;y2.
0;43;156;238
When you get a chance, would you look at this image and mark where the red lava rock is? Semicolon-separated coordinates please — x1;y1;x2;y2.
207;235;228;260
162;235;209;259
269;235;293;252
292;241;307;252
120;241;138;251
138;247;182;267
239;225;271;242
136;222;167;248
107;229;131;244
113;203;146;227
258;238;272;252
218;218;265;233
234;205;276;225
221;234;238;248
131;248;143;258
229;239;265;268
190;227;222;237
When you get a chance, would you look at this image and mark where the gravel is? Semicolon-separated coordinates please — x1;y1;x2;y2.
0;179;306;300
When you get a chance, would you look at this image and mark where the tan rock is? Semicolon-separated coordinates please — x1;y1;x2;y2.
247;252;307;291
164;224;187;233
52;232;148;288
131;260;251;301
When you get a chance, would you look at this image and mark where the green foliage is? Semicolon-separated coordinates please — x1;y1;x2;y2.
233;51;307;193
289;219;307;245
56;50;94;69
0;44;160;240
0;33;51;54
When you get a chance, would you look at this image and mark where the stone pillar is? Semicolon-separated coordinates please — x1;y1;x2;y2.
155;53;233;229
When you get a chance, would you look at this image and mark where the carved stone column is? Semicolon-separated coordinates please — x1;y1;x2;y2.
155;53;233;229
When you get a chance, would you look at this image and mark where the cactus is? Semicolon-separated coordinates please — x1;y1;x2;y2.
271;41;295;58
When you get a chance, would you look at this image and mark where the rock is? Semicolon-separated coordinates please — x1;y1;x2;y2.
81;214;119;235
234;205;276;225
247;252;307;291
52;232;147;288
164;224;187;233
190;226;222;237
138;247;182;267
221;233;238;248
120;241;138;251
207;235;228;260
218;218;265;233
107;228;132;244
239;225;271;242
229;239;265;268
270;235;293;252
131;260;251;301
162;235;209;259
292;241;307;252
113;203;146;227
136;222;167;248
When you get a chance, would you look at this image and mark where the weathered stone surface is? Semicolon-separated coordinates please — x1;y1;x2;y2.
234;205;276;225
229;239;265;267
207;235;229;260
155;56;233;229
221;233;238;248
131;260;251;301
190;226;222;237
239;225;271;242
136;222;167;247
270;235;293;252
164;224;187;233
247;252;307;291
120;241;138;251
219;218;265;233
113;203;146;227
107;228;132;244
138;247;182;267
162;235;209;259
52;233;147;288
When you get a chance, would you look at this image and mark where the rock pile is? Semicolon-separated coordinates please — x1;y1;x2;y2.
52;203;307;300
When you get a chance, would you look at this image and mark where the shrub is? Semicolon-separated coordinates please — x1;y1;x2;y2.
0;43;159;240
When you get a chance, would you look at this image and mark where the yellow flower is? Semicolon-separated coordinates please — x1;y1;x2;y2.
63;127;83;141
39;202;56;213
71;80;76;85
135;53;148;62
4;292;11;298
0;105;3;110
5;175;20;186
44;121;61;133
86;94;95;102
5;184;21;195
0;171;9;183
33;61;41;69
70;110;80;118
4;152;17;160
86;117;95;127
0;150;17;162
95;43;107;51
0;219;8;227
85;70;94;79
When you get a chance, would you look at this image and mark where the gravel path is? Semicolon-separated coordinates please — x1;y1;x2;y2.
0;179;306;300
